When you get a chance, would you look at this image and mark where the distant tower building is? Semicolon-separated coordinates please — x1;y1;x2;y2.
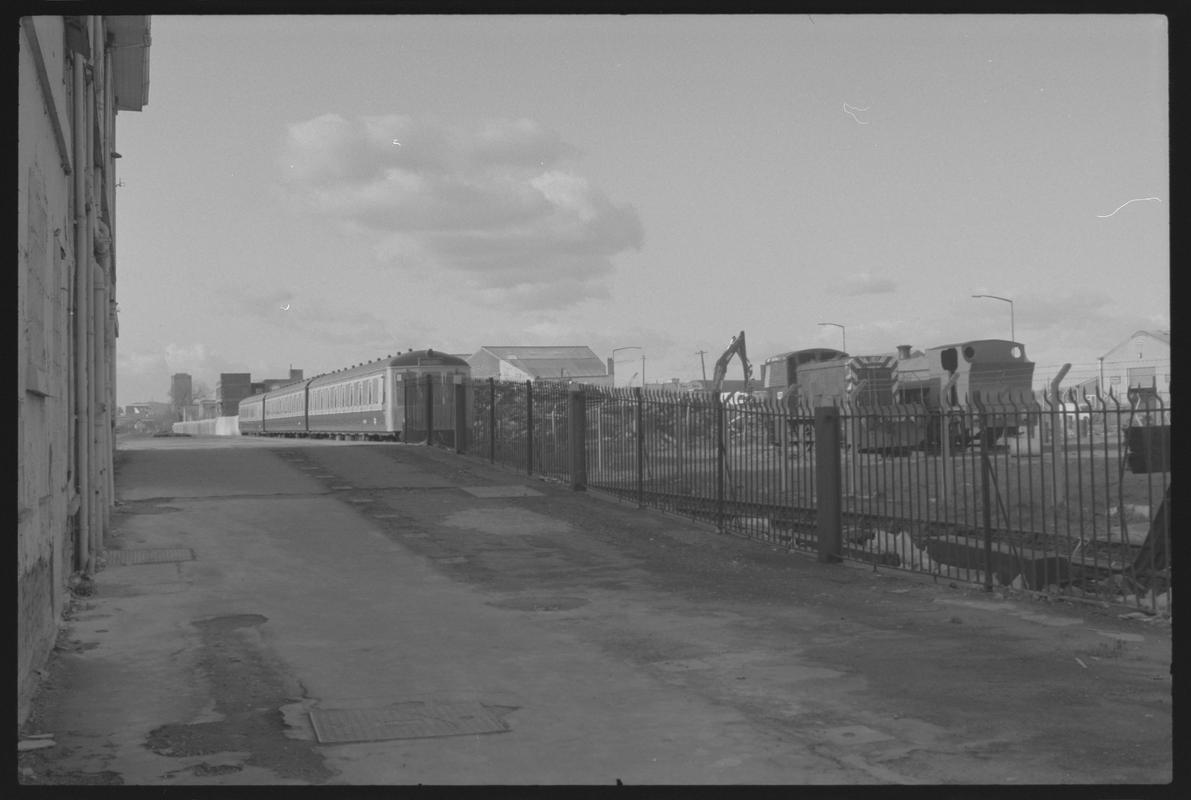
170;373;193;416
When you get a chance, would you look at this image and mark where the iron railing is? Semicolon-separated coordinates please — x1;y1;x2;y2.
454;380;1171;615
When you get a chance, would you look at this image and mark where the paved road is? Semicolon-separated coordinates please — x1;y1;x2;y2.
19;436;1172;786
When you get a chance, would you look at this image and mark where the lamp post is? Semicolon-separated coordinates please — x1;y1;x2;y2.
612;346;641;387
971;294;1015;343
817;322;846;353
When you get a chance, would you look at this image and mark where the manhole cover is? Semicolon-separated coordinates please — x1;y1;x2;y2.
487;596;588;612
460;486;543;498
309;702;508;744
104;548;195;566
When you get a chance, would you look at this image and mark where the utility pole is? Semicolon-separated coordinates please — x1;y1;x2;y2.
696;350;708;381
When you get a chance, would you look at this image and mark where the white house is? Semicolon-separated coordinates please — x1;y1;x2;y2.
467;346;613;386
1098;330;1170;404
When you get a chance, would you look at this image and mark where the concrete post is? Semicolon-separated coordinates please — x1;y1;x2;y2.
815;406;842;563
569;385;587;491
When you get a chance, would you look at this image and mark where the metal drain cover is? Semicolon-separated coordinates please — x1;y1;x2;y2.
309;702;509;744
104;548;195;566
460;486;543;498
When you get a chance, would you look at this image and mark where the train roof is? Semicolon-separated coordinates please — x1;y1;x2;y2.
764;348;848;362
925;339;1025;352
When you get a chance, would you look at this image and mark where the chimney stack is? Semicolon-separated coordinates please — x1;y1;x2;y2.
896;344;912;359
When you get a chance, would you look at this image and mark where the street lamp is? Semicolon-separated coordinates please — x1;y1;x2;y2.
612;346;641;387
817;322;846;353
971;295;1015;342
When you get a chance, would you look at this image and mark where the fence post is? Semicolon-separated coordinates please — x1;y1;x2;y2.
454;375;467;454
423;372;434;445
488;378;496;464
979;406;995;590
815;406;842;563
715;393;725;533
569;385;587;491
526;380;534;476
635;387;644;508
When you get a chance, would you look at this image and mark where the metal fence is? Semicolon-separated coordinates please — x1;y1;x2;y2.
456;380;1171;615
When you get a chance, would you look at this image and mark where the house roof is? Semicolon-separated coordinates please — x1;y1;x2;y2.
1100;330;1171;358
474;346;608;379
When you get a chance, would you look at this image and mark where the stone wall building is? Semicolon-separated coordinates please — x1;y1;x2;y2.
18;15;151;725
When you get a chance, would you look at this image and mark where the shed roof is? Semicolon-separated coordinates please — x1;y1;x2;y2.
475;346;608;379
1099;330;1171;359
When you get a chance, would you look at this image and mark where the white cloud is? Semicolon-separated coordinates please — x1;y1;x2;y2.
280;114;643;310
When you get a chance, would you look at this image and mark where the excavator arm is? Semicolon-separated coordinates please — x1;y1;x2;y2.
711;331;754;394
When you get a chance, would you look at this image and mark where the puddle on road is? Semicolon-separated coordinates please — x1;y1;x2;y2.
442;507;573;537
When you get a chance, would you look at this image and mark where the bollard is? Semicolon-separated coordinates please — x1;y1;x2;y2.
569;385;587;491
815;406;842;563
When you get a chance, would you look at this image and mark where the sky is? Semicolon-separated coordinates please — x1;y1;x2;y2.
112;14;1169;405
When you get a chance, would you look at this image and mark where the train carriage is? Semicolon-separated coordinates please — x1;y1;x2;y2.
239;348;470;441
262;380;312;435
238;393;265;435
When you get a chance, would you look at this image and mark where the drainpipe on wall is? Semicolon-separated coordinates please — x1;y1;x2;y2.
94;223;110;541
72;46;91;575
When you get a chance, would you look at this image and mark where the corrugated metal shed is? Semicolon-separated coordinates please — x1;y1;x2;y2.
469;346;608;381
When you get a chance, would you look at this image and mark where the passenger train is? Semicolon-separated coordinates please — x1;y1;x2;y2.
238;349;470;440
759;339;1035;452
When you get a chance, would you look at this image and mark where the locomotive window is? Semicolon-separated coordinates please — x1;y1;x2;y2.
1010;345;1023;359
940;348;958;373
963;345;975;360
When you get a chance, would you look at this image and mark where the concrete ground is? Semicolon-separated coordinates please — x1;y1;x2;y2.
18;436;1173;786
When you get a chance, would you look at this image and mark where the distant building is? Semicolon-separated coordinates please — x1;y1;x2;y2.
467;346;612;386
170;373;192;415
253;368;304;395
1098;330;1171;404
216;373;253;416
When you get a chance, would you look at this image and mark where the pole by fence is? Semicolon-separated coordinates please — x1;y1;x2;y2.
715;394;725;533
635;387;644;508
424;373;434;445
454;375;467;453
815;406;842;563
979;408;994;591
488;378;496;464
526;380;534;476
569;385;587;490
